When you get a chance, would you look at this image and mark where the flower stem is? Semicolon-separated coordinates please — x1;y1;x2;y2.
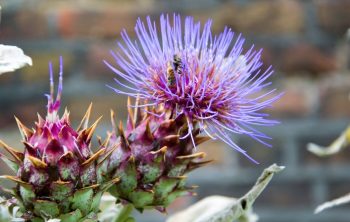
114;203;134;222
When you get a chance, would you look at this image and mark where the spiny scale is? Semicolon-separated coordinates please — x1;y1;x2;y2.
0;59;119;221
98;97;211;211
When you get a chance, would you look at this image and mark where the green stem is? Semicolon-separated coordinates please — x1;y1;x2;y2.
114;203;134;222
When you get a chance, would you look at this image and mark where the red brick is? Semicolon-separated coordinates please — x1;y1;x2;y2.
85;43;117;80
0;10;49;40
319;75;350;118
267;79;317;117
56;8;140;39
321;90;350;118
192;0;304;35
280;43;337;75
316;0;350;36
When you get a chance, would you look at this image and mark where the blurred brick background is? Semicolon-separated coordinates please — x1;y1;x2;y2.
1;0;350;221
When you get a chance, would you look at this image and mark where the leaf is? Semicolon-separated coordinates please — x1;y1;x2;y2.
50;181;74;201
166;164;284;222
59;209;83;222
307;126;350;156
315;192;350;214
128;190;154;208
19;184;36;206
33;200;60;218
0;44;32;75
71;188;94;215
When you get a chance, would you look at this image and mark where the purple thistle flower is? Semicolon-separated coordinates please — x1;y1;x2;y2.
105;14;281;163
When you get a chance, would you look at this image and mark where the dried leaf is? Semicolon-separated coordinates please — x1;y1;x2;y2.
0;44;32;75
167;164;284;222
307;126;350;156
97;194;123;222
0;196;25;222
315;193;350;214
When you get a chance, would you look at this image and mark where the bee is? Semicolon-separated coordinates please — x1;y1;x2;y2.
166;61;176;87
173;54;183;75
167;54;183;87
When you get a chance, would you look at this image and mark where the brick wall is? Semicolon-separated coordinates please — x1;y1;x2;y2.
0;0;350;221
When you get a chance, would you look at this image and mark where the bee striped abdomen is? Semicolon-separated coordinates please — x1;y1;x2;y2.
167;61;176;87
173;54;183;75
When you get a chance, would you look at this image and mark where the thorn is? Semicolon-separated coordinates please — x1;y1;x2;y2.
28;156;47;168
161;135;179;145
97;142;120;166
109;177;120;184
97;136;103;145
23;141;36;157
110;110;116;131
14;116;33;140
0;140;23;163
111;177;120;183
118;121;130;148
194;136;211;145
42;127;53;144
82;148;106;167
60;151;74;160
165;109;172;120
81;184;100;190
145;119;154;140
169;175;187;180
77;103;93;131
159;119;176;131
143;99;149;120
86;116;103;141
127;97;135;129
101;177;121;191
118;121;124;135
63;107;70;123
0;175;29;185
176;152;206;160
179;123;189;137
150;146;167;155
37;113;45;125
128;155;135;163
52;180;71;185
188;160;213;171
134;94;141;125
63;107;69;117
101;132;112;148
